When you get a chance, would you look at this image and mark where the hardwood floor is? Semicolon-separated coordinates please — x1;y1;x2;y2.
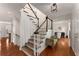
40;38;75;56
0;37;26;56
0;37;75;56
40;46;75;56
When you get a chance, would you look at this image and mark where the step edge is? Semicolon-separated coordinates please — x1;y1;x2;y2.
21;48;33;56
26;44;34;50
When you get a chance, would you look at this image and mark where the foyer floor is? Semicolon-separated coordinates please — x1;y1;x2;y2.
0;37;75;56
0;37;26;56
40;46;75;56
40;39;75;56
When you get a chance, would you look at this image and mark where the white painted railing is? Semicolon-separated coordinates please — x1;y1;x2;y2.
33;34;41;56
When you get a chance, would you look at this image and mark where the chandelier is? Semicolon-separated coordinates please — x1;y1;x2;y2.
51;3;57;12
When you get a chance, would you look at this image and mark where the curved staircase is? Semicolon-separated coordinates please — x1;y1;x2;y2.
22;28;46;56
20;3;53;56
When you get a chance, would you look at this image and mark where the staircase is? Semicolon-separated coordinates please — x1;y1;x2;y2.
22;28;46;56
21;3;53;56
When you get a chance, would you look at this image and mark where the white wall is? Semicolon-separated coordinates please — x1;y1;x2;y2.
53;20;70;38
71;4;79;56
11;17;20;46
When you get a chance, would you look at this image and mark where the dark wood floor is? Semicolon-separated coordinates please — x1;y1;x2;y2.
0;37;26;56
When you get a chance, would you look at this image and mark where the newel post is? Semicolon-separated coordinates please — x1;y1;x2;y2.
46;16;48;32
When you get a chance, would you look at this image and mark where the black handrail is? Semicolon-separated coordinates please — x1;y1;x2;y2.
34;16;53;34
34;18;47;34
24;3;53;34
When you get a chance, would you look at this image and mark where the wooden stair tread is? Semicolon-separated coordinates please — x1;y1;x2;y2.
29;39;43;44
25;42;34;50
39;33;46;35
22;46;34;56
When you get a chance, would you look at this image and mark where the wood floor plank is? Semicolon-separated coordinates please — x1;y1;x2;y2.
0;37;26;56
40;38;75;56
0;37;75;56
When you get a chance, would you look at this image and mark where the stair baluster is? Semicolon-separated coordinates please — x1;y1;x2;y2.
34;34;36;56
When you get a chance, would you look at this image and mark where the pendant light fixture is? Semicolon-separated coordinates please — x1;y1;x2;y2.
51;3;57;12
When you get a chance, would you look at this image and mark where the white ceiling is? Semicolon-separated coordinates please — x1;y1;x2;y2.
0;3;75;22
0;3;26;22
32;3;74;20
